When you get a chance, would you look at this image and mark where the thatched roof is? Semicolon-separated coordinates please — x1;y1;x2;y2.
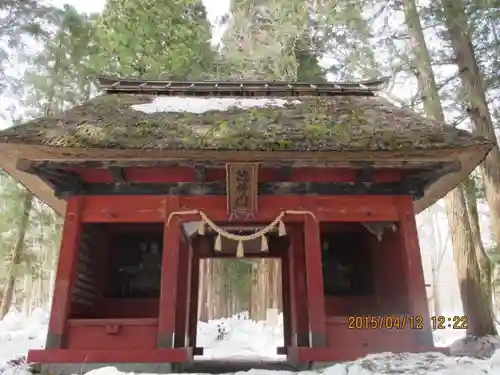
0;77;493;216
0;93;489;151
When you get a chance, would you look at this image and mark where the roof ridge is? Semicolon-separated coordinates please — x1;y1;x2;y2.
96;75;390;97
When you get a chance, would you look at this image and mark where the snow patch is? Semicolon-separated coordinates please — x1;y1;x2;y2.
131;96;302;114
197;314;284;360
2;309;500;375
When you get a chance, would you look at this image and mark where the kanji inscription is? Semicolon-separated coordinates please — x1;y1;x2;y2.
226;163;258;216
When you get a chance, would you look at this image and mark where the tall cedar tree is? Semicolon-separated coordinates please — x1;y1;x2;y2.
0;0;52;94
402;0;496;336
98;0;214;79
439;0;500;252
221;0;325;81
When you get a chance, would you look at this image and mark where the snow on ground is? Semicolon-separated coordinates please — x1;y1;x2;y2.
196;313;284;360
0;308;47;368
1;309;500;375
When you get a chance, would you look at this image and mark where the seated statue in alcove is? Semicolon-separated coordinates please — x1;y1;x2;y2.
322;241;354;295
120;241;162;297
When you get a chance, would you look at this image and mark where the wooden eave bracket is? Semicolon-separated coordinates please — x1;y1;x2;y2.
108;167;127;185
16;158;84;198
403;161;462;199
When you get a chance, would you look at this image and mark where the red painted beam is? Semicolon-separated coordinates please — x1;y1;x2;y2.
398;196;434;347
187;250;199;349
303;215;327;347
158;196;181;348
80;195;401;223
71;167;403;184
27;348;192;363
68;318;158;327
174;239;189;348
281;253;292;349
46;196;83;348
290;229;310;347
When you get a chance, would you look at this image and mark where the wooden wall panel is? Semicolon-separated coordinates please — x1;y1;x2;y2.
70;225;101;317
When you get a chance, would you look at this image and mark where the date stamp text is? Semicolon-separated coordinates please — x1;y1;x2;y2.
347;315;469;330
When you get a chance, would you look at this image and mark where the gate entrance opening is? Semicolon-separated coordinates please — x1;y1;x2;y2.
185;223;289;361
195;258;284;361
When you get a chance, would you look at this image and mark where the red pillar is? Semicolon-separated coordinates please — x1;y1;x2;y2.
188;252;201;354
280;251;291;353
303;215;327;347
46;196;83;349
184;241;194;349
290;228;310;347
174;237;190;348
158;196;181;348
398;196;433;347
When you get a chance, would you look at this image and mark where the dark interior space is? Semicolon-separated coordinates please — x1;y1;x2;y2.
320;223;375;297
104;223;164;299
70;223;165;319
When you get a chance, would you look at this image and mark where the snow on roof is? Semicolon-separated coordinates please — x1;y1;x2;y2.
131;96;302;114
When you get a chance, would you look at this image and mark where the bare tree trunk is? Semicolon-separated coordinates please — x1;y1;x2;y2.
447;188;496;334
0;191;33;319
464;177;496;326
430;205;448;316
250;261;263;320
272;260;280;311
22;274;32;316
203;259;213;321
431;264;442;317
465;177;494;296
402;0;497;335
442;0;500;249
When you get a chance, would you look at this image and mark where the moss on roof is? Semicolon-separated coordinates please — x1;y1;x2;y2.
0;93;489;151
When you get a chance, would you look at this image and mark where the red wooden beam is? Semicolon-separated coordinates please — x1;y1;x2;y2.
80;195;400;223
71;167;403;184
188;248;199;351
158;196;181;348
184;242;194;349
27;348;192;363
303;215;327;347
174;239;189;348
290;228;310;347
68;318;158;327
281;251;291;352
46;196;83;349
398;196;434;347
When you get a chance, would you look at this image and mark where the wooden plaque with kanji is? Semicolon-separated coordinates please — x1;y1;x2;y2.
226;163;258;216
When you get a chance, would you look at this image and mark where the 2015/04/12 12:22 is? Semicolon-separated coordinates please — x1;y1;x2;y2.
431;316;468;330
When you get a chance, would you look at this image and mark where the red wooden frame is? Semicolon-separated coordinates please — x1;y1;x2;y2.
158;196;181;349
36;171;436;366
398;196;433;346
46;196;83;349
28;349;192;363
80;195;400;223
303;215;327;347
71;167;403;185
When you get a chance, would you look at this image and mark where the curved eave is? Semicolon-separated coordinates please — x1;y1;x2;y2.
0;142;494;217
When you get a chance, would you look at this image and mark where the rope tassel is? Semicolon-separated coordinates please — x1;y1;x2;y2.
214;234;222;251
165;209;316;257
236;241;244;258
278;220;286;236
198;221;206;235
261;235;268;252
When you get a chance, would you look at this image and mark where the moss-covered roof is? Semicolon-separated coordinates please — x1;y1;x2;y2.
0;93;489;151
